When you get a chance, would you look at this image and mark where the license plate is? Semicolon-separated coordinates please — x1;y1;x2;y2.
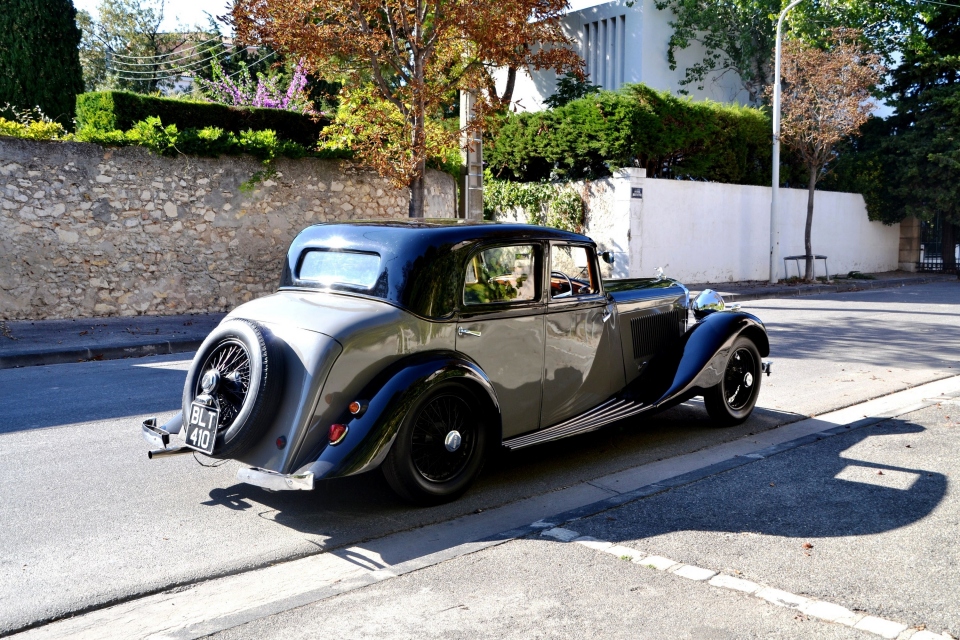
184;401;219;455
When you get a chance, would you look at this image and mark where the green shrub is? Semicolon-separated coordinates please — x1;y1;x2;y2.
75;91;328;147
487;84;773;186
483;173;584;233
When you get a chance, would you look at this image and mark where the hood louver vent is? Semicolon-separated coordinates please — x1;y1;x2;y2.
631;308;686;360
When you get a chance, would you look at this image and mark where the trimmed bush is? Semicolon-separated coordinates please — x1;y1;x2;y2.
75;92;328;147
487;84;773;186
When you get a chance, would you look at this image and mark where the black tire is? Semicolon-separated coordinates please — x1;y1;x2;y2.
703;337;762;427
381;382;488;505
182;319;284;458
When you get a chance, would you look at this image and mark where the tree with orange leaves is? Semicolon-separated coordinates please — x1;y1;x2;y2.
773;29;884;281
231;0;581;217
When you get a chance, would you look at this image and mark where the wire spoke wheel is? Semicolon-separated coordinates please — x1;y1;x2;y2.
410;394;476;483
197;338;251;432
723;347;757;411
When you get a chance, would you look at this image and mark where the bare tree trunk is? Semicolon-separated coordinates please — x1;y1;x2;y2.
804;166;817;281
408;173;425;218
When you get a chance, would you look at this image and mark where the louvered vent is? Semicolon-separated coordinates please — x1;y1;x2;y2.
631;308;686;360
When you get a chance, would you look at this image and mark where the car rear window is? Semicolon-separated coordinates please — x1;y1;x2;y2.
298;250;381;288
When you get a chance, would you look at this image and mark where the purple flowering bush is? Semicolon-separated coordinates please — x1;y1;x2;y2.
198;58;315;115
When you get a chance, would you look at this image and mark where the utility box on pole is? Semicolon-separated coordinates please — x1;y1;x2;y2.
460;90;483;220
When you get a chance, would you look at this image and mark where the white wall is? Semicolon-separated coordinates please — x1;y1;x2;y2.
507;0;750;113
568;169;899;283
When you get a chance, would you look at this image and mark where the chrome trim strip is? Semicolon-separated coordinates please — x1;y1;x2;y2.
237;467;315;491
503;399;648;450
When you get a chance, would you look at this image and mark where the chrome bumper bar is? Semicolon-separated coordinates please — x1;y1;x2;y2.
762;360;773;376
237;467;315;491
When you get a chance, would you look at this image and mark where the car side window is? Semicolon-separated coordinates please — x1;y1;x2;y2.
550;244;599;299
463;245;538;305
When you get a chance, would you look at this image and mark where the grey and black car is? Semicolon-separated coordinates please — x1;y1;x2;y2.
142;221;772;504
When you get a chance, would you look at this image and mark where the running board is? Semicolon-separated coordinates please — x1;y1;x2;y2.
503;398;649;450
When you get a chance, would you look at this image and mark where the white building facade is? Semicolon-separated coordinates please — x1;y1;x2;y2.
509;0;750;112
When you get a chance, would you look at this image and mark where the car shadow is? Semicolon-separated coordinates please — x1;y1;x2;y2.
196;402;820;556
552;417;946;543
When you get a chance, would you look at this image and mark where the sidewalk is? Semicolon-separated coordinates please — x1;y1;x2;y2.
688;270;955;302
0;271;954;369
0;313;223;369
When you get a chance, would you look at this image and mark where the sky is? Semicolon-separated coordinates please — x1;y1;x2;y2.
73;0;234;32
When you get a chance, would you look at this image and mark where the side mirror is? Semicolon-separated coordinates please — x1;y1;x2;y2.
600;251;615;264
691;289;725;320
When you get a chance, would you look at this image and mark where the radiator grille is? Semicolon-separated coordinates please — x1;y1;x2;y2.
631;308;686;360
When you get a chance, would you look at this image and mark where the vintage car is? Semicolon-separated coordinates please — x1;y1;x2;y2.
142;221;771;504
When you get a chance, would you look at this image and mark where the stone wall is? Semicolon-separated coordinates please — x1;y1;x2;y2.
0;138;456;320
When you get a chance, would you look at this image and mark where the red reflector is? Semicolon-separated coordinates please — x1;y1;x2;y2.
348;401;362;415
329;423;348;444
276;436;287;449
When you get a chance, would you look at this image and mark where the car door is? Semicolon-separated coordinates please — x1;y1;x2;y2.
456;243;545;439
541;242;625;428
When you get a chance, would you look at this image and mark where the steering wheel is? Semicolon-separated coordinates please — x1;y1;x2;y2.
551;270;573;298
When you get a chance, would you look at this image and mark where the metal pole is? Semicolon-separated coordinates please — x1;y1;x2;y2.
770;0;804;284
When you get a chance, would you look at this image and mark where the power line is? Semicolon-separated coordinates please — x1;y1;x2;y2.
110;49;232;76
110;50;276;84
109;43;234;67
916;0;960;9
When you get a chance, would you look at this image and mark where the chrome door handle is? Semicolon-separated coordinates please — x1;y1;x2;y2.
602;308;612;323
457;327;482;337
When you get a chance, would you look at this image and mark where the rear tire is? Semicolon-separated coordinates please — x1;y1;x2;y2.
703;337;762;427
183;319;284;458
382;382;488;505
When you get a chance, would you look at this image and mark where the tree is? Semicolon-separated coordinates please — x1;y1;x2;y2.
231;0;581;217
77;0;203;94
831;5;960;273
654;0;924;104
0;0;84;126
773;29;883;281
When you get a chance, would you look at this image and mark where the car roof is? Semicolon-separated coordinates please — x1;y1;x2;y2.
279;220;594;319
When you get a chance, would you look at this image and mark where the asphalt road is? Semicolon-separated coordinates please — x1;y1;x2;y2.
0;282;957;634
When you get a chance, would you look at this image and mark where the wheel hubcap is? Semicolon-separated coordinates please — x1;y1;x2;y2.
743;372;754;388
444;430;462;452
201;369;220;394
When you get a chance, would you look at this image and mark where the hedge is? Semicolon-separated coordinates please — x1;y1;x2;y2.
75;91;328;147
486;84;775;186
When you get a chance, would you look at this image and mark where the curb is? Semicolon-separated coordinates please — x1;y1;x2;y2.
0;338;203;370
702;276;949;303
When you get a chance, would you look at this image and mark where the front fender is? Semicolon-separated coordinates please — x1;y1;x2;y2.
296;351;500;480
627;311;769;407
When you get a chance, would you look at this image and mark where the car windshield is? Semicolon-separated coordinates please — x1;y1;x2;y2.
298;250;381;288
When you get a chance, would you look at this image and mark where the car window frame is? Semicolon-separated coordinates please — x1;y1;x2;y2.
547;241;604;303
459;241;544;311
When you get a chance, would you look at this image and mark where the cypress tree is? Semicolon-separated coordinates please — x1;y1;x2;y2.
0;0;85;127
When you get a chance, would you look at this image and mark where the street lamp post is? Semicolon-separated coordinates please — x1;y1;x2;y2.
770;0;804;284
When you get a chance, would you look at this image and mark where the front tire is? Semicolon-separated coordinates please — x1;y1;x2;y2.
703;337;762;427
381;382;488;505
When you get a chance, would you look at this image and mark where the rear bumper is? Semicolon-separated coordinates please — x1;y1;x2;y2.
237;467;315;491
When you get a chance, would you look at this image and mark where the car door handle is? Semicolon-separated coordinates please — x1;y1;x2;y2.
457;327;481;337
602;308;612;323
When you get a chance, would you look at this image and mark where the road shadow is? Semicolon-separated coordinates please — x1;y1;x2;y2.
0;357;186;433
569;418;946;543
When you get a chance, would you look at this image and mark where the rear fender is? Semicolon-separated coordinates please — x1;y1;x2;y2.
626;311;769;407
297;351;500;480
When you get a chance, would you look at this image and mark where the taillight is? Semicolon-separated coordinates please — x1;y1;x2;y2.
328;423;348;445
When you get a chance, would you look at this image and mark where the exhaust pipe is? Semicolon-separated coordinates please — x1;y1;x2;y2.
148;446;193;459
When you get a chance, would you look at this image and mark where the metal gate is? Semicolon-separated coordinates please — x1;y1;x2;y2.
918;214;958;272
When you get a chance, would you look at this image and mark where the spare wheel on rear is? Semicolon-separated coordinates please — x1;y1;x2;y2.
182;319;284;458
